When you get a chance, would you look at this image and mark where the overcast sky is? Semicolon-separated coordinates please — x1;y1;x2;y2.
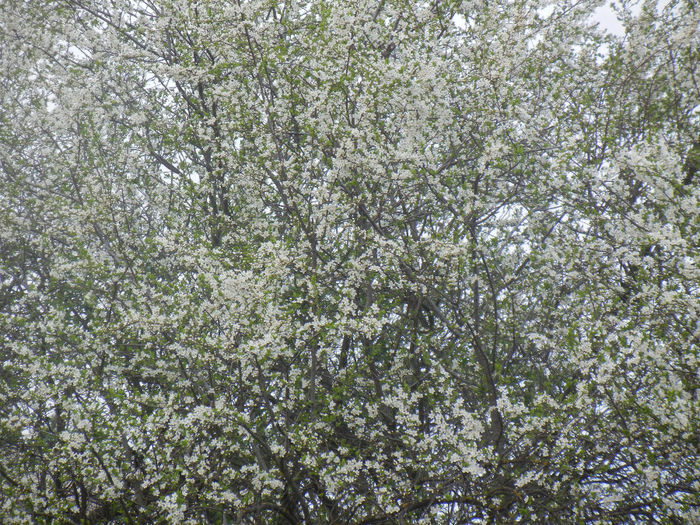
592;4;625;35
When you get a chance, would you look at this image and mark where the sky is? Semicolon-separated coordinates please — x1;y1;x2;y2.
592;4;625;35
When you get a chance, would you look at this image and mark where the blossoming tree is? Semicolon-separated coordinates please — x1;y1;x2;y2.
1;0;698;522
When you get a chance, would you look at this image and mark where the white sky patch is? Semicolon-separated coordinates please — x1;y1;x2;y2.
445;1;669;38
591;0;670;36
455;3;623;36
591;4;625;35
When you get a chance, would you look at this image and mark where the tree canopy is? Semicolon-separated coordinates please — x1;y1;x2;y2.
1;0;698;522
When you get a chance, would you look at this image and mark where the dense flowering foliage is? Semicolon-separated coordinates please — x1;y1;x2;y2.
1;0;698;522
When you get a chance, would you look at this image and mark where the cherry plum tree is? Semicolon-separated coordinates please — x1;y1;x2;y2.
1;0;698;522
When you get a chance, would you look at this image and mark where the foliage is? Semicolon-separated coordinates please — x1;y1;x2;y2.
1;0;698;522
